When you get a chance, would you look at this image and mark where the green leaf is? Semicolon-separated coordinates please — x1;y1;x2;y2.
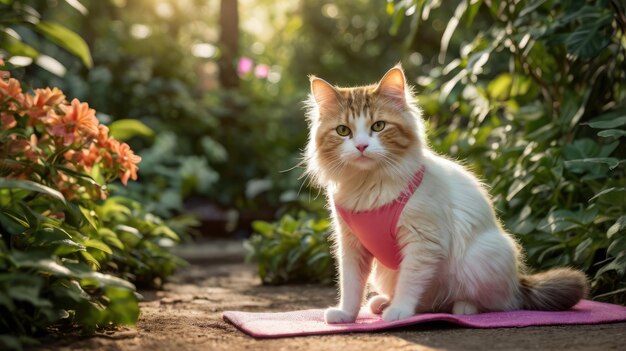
608;235;626;256
564;157;621;171
82;239;113;255
595;252;626;276
487;73;512;100
53;239;86;256
101;286;139;325
16;259;72;277
598;129;626;138
574;238;593;262
152;225;179;241
506;176;534;202
589;187;626;201
79;271;135;290
79;251;100;269
33;21;93;68
98;228;125;250
586;116;626;129
252;220;274;237
0;179;66;204
0;31;39;58
564;10;612;60
607;216;625;239
108;119;154;141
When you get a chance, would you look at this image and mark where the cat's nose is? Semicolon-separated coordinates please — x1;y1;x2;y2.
356;144;369;152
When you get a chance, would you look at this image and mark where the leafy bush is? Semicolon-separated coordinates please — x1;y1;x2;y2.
0;0;93;71
389;0;625;303
245;214;335;285
0;61;185;350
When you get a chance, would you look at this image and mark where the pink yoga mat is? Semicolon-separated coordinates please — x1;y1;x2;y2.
223;300;626;338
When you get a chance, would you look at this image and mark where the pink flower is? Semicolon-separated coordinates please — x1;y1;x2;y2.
237;57;254;76
254;64;270;79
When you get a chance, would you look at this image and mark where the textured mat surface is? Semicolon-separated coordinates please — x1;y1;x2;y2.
223;300;626;338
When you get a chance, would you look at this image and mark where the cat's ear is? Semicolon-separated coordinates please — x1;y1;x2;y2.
310;76;341;115
376;65;406;108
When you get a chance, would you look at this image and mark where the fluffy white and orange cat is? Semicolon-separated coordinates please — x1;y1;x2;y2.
304;65;588;324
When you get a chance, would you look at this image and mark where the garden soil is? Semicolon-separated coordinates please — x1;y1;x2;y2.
38;242;626;351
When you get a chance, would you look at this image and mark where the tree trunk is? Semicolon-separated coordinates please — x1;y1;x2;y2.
218;0;239;89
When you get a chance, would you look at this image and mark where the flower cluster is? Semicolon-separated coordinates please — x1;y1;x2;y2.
0;59;141;200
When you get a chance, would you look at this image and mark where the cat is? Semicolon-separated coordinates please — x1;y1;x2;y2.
303;65;588;323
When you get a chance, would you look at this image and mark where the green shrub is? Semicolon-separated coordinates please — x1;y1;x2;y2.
0;63;186;350
389;0;625;303
246;214;335;285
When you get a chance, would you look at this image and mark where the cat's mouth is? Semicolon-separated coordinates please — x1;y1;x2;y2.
354;155;374;162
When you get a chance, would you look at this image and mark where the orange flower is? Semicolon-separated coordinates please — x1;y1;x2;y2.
32;87;66;109
45;99;99;146
0;78;25;104
1;113;16;130
116;142;141;185
0;58;8;79
23;88;66;120
96;124;110;147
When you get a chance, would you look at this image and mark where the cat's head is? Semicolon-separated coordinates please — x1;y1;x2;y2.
304;65;425;186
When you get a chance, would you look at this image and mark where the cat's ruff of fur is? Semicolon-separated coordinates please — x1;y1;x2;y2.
304;65;588;324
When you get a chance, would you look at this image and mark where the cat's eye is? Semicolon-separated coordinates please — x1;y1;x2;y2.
336;125;351;136
371;121;386;132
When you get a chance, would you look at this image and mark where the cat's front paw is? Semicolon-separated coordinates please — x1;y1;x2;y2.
324;307;357;324
382;304;415;322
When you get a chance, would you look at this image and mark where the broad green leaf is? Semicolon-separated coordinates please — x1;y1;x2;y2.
252;220;274;237
506;176;534;202
108;119;154;141
519;0;547;17
574;238;593;262
0;32;39;58
102;286;139;325
564;11;612;59
79;271;135;290
64;0;88;15
608;235;626;256
487;73;512;100
0;179;66;204
153;225;179;241
17;259;72;276
82;239;113;255
79;251;100;269
595;253;626;276
586;116;626;129
33;21;93;68
53;239;86;256
589;187;626;201
598;129;626;138
564;157;620;171
98;228;125;250
607;216;625;239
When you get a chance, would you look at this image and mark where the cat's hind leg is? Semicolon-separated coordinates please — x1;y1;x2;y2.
455;228;521;312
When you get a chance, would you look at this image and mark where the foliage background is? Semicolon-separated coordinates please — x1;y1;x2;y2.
1;0;625;348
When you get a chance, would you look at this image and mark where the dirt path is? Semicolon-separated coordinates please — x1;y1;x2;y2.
39;256;626;350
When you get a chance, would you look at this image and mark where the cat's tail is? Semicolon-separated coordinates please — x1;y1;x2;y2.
518;268;589;311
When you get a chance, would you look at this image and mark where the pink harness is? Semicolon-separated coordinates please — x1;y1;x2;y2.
335;165;426;270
